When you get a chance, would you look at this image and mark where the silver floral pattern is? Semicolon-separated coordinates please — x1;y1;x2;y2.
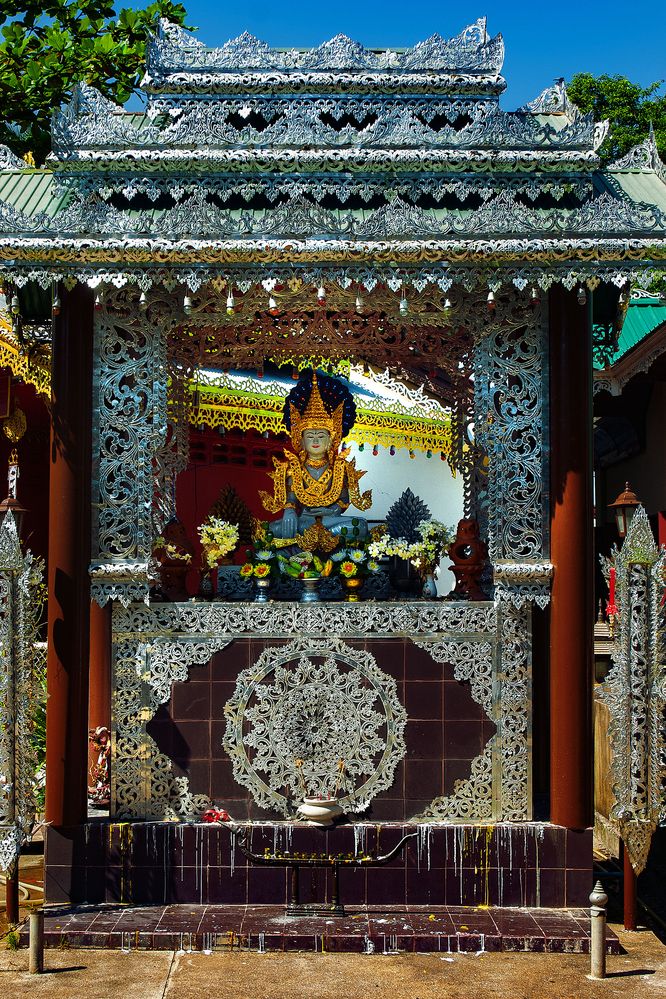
223;638;406;816
599;507;666;874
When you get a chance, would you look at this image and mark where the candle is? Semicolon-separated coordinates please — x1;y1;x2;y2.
609;567;616;605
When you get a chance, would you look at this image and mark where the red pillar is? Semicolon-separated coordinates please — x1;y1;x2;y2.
549;286;593;829
623;844;637;930
658;511;666;548
45;286;93;827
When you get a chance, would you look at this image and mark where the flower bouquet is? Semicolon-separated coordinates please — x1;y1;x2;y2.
329;542;381;601
197;516;240;569
369;518;453;597
240;530;281;601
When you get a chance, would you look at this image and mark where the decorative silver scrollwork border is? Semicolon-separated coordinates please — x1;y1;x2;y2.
0;513;45;874
600;507;666;874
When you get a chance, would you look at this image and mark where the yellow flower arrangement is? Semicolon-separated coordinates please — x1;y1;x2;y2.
339;560;358;578
153;537;192;563
197;517;240;569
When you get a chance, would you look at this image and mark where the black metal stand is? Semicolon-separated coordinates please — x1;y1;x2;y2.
229;826;417;918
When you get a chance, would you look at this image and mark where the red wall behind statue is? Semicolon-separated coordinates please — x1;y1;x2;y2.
176;427;289;578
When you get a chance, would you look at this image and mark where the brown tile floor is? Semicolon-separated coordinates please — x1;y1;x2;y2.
18;903;620;954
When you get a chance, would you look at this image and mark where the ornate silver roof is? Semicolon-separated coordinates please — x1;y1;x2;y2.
0;18;664;292
146;17;505;78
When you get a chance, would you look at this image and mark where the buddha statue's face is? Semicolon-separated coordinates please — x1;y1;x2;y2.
301;428;331;458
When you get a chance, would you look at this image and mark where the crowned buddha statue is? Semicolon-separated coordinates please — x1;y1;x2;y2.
260;370;372;540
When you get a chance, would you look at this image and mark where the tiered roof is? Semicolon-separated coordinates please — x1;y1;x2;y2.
0;16;664;294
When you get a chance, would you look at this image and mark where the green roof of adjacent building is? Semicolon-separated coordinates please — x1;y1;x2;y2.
595;296;666;370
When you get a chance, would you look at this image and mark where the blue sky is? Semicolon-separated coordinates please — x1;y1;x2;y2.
150;1;665;108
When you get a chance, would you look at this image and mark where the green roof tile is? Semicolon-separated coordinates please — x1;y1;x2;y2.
597;297;666;369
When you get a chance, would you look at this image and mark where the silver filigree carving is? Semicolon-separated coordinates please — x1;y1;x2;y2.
411;638;494;822
493;562;554;608
112;599;497;641
6;184;665;242
110;597;532;824
223;637;406;816
600;507;666;874
0;512;46;874
473;292;548;565
111;600;504;820
610;124;666;183
90;293;175;605
520;79;572;115
0;145;27;171
147;18;504;76
52;90;600;155
497;602;533;820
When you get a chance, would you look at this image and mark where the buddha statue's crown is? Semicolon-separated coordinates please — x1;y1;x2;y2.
288;372;344;451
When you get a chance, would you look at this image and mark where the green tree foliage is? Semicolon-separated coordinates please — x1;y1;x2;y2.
0;1;191;163
567;73;666;164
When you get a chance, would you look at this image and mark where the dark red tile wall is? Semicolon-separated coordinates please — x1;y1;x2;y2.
45;822;592;909
146;638;494;821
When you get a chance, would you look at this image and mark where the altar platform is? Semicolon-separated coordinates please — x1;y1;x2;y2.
19;902;620;955
45;821;592;910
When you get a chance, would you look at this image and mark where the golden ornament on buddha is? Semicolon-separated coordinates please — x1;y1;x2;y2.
260;370;372;540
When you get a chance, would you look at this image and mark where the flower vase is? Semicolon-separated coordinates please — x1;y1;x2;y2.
343;576;363;602
199;570;214;599
254;577;271;602
421;572;438;599
300;577;320;603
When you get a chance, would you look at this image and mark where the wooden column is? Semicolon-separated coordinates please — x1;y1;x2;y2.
549;286;593;829
45;286;93;827
623;844;637;930
658;511;666;548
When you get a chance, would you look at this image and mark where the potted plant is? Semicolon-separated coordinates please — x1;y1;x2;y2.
329;542;381;601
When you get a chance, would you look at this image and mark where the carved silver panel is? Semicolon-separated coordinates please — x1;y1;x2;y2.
600;507;666;874
52;86;598;155
473;291;548;566
223;637;406;816
7;188;663;243
90;292;173;605
110;597;532;824
0;513;45;874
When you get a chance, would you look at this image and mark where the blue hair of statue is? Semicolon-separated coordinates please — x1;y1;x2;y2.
283;369;356;438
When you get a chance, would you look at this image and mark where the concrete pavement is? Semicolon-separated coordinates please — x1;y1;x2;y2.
0;926;664;999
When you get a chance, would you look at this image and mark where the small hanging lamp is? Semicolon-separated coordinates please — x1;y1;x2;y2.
608;482;640;539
